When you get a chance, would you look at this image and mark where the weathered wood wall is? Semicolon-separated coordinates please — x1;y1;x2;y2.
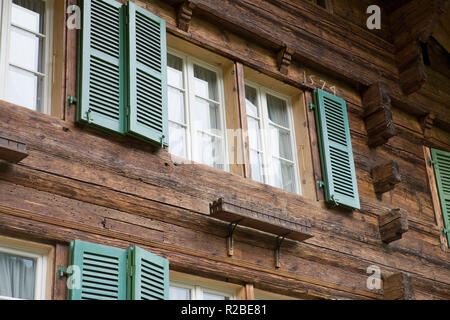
0;0;449;300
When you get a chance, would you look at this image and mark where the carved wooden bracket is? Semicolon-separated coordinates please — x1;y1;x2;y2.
176;0;196;32
420;113;435;138
276;46;294;75
362;82;396;148
371;160;401;194
0;135;28;163
378;208;408;244
383;272;415;300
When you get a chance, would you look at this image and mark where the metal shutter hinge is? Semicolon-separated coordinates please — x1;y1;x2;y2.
317;180;324;189
442;227;449;235
57;266;72;279
67;96;77;106
308;103;315;111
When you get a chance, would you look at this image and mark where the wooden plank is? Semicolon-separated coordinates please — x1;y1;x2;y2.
53;243;69;300
210;198;313;242
235;62;251;178
237;284;255;300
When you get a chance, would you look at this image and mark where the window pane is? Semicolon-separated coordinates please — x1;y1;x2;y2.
168;87;185;123
267;94;289;128
0;252;36;299
250;150;264;183
247;117;261;150
8;66;42;110
271;158;296;193
269;125;293;160
203;292;229;300
10;27;43;72
193;98;220;132
168;122;187;159
11;1;45;33
169;286;191;300
245;85;258;117
167;54;183;88
193;65;218;101
194;132;223;170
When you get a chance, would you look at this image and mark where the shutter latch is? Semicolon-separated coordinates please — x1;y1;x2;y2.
308;103;315;111
67;96;77;106
317;180;324;189
428;158;435;166
160;135;166;148
442;227;449;235
86;109;92;123
57;266;71;279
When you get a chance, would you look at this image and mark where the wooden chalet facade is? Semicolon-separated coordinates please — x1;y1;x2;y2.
0;0;449;300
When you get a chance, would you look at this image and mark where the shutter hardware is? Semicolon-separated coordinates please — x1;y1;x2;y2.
57;266;71;279
442;227;450;235
428;158;435;166
226;219;243;257
308;103;315;111
86;109;92;123
317;180;324;189
67;96;77;106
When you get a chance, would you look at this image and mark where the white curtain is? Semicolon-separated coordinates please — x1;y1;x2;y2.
0;252;35;299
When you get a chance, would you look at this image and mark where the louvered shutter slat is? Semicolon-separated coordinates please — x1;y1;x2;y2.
127;2;168;146
314;89;360;210
431;148;450;246
77;0;125;133
127;246;169;300
68;240;127;300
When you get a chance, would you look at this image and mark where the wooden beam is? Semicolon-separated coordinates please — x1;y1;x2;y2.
237;283;255;300
379;208;409;244
383;272;415;300
53;243;69;300
362;82;396;148
176;0;195;32
371;160;401;194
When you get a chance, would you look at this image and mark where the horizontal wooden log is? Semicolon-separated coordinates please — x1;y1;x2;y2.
371;160;402;194
379;208;409;244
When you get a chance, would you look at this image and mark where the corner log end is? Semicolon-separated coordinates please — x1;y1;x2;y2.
378;208;408;244
371;160;401;194
362;82;396;148
176;0;196;32
383;272;415;300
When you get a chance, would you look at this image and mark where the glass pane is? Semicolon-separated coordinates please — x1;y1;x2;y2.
11;0;45;33
271;158;296;193
247;117;261;150
0;252;36;299
245;85;258;117
168;87;185;123
203;292;229;300
193;97;220;132
250;150;264;183
269;125;293;160
193;132;223;170
167;54;183;88
267;94;289;128
193;65;218;101
10;27;43;72
8;66;42;111
168;122;187;159
169;286;190;300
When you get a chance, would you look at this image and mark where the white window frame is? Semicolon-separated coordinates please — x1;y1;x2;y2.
245;80;302;194
0;240;49;300
167;47;228;172
0;0;54;114
169;272;237;300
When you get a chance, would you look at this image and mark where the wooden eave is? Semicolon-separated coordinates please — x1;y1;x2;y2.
210;198;313;242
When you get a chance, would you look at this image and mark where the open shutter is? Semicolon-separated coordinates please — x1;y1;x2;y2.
127;2;168;147
68;240;127;300
431;148;450;246
127;246;169;300
77;0;126;133
313;89;360;210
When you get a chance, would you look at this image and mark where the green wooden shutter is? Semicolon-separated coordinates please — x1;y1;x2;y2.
431;148;450;246
127;246;169;300
313;89;360;210
68;240;127;300
126;2;168;147
77;0;126;133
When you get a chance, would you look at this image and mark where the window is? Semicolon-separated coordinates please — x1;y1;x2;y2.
169;272;238;300
0;237;50;300
245;81;301;194
167;49;227;170
0;0;53;113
